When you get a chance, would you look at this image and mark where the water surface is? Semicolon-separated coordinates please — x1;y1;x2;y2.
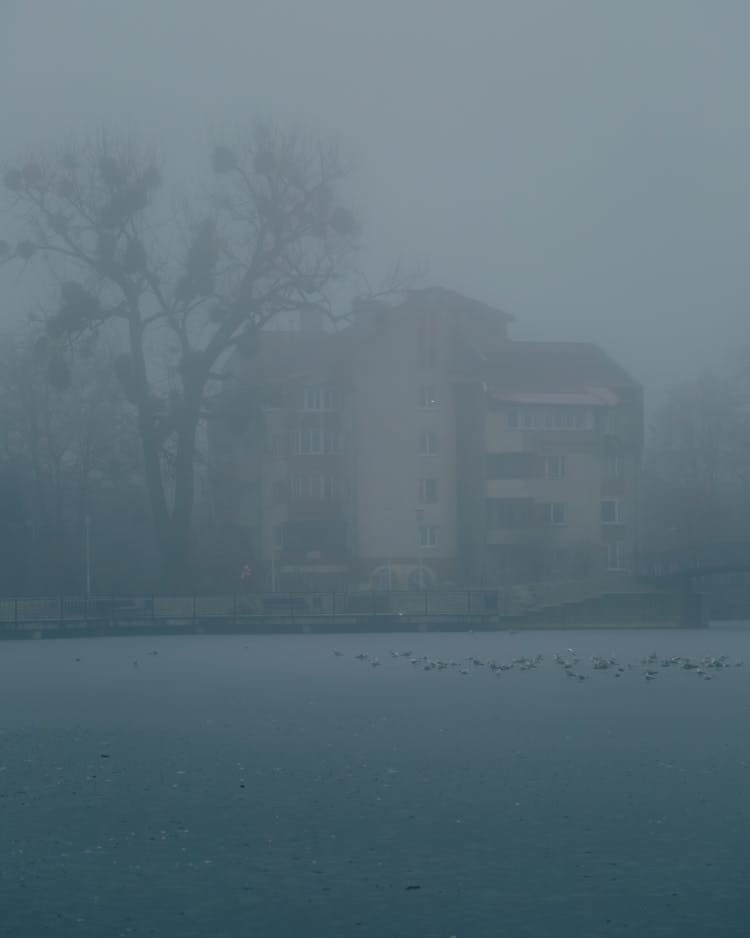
1;628;749;936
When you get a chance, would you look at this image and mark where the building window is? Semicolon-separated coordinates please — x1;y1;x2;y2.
597;410;618;434
486;497;534;529
290;475;340;499
418;478;438;503
542;502;566;525
418;386;438;408
303;386;341;411
303;387;321;411
550;408;589;429
323;429;344;453
371;566;396;590
293;427;321;454
269;434;284;457
606;542;627;571
544;454;566;479
507;406;591;431
293;428;344;455
418;430;439;455
603;453;623;479
601;498;624;525
419;524;438;548
290;475;311;499
486;452;535;480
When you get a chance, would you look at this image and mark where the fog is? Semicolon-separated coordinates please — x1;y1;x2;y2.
4;9;750;932
3;0;750;399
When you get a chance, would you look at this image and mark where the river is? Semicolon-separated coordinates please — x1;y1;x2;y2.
1;626;749;936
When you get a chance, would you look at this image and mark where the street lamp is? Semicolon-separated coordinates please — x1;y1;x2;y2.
270;544;281;593
383;506;393;589
84;514;92;598
415;507;425;590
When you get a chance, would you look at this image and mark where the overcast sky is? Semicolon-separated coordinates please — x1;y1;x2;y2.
2;0;750;402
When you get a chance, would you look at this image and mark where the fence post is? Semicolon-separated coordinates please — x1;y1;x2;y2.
112;595;117;629
232;593;237;626
332;591;336;622
14;597;18;629
192;594;197;624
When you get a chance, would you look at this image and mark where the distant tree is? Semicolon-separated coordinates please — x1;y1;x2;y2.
1;126;359;585
0;332;143;592
0;460;31;594
640;375;749;551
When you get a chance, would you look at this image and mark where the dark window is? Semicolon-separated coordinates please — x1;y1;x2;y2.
603;453;623;479
486;452;536;479
418;430;439;455
601;499;624;524
486;497;535;528
544;454;566;479
418;478;438;503
541;502;566;525
302;386;342;411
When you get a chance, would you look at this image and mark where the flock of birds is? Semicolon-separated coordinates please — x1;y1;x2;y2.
333;647;743;683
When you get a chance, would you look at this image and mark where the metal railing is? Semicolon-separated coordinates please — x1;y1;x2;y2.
0;578;658;633
0;588;534;628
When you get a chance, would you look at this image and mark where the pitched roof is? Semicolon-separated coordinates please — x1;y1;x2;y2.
226;327;352;387
485;341;638;393
403;286;514;322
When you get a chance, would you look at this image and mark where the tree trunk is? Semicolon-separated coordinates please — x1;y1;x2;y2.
165;390;202;589
136;391;202;592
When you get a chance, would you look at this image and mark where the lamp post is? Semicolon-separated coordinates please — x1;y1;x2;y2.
84;514;92;598
383;506;393;589
270;544;280;593
415;507;425;590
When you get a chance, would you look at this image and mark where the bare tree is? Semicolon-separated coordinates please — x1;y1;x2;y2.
0;332;142;591
1;126;359;584
641;375;747;551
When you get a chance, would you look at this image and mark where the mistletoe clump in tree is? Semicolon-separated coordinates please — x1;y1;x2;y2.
1;126;360;584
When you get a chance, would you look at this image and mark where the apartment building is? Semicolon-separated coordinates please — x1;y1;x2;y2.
208;288;642;589
458;342;643;585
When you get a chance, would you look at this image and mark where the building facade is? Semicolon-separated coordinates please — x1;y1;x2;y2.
208;288;643;590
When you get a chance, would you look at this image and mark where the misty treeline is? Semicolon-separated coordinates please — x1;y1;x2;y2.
0;124;360;593
641;370;750;555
